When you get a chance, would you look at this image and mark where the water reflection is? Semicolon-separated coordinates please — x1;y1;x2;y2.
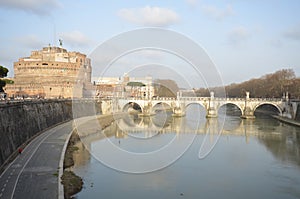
257;124;300;167
76;109;300;169
254;117;280;132
73;107;300;199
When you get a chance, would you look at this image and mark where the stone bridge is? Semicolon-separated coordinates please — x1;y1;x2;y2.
104;92;288;119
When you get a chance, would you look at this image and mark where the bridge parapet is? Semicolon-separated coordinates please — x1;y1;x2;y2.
246;98;282;102
179;97;282;102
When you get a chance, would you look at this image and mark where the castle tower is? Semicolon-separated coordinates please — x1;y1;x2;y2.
4;46;93;98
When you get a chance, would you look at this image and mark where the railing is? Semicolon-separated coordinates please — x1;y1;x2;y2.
0;98;73;107
1;96;283;106
102;96;279;103
178;97;283;102
116;97;177;101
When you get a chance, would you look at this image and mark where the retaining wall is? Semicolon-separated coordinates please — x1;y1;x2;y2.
0;99;101;167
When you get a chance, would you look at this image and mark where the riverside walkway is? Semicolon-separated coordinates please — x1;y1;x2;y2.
0;120;73;199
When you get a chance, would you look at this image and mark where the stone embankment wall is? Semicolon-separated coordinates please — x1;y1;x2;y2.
295;103;300;122
0;99;101;168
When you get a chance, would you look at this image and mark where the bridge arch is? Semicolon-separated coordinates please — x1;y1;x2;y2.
152;102;173;113
253;102;282;115
185;102;206;110
185;102;207;125
218;103;243;116
122;102;143;113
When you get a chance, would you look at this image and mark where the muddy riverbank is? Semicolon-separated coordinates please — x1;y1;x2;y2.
61;113;124;198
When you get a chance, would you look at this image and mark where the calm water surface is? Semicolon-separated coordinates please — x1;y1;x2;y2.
73;105;300;199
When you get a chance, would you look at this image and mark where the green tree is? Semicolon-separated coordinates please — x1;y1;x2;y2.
127;82;146;87
0;65;9;92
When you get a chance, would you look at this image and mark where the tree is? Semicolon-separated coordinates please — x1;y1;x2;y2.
127;82;146;87
0;65;8;78
195;68;299;98
0;65;9;92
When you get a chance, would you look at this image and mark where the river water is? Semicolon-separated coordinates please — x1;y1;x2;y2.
72;104;300;199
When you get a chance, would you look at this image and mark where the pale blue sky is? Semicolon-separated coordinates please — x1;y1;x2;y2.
0;0;299;86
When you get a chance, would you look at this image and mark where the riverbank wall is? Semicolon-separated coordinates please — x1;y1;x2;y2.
0;99;102;169
295;103;300;121
276;101;300;127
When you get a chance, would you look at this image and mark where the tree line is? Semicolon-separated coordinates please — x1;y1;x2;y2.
0;65;9;93
195;69;300;99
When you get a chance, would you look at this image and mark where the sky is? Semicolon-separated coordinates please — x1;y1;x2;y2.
0;0;300;87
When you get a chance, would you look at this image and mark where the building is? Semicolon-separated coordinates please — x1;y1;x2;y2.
93;77;121;98
5;45;93;98
123;74;155;99
94;73;155;99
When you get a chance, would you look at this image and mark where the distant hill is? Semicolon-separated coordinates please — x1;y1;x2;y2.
154;79;179;97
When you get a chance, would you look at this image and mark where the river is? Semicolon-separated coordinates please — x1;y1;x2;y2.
72;104;300;199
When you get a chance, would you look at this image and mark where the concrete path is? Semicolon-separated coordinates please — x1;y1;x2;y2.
0;120;73;199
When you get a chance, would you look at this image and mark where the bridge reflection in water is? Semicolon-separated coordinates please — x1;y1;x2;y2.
79;113;271;139
76;104;300;167
72;104;300;199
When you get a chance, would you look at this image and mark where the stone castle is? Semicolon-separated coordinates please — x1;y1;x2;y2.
5;46;93;98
